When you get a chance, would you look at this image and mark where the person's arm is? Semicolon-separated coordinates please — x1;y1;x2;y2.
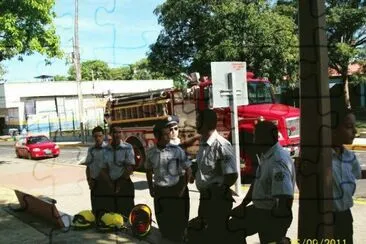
180;134;201;149
271;160;295;217
146;169;155;197
122;146;135;179
352;154;362;180
219;142;239;189
85;166;94;190
85;148;94;189
241;180;255;206
179;148;193;196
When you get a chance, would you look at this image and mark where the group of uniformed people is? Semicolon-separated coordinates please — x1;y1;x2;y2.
85;103;361;243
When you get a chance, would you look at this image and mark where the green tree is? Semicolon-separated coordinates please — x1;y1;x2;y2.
326;0;366;108
130;58;167;80
0;0;62;62
148;0;299;85
68;60;111;81
110;66;133;80
53;75;68;81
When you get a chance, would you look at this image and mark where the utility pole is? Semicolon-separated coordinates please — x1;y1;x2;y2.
73;0;85;143
298;0;333;241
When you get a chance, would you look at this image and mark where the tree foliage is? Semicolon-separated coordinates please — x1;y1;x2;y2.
66;58;167;81
326;0;366;107
148;0;299;85
68;60;111;81
0;0;62;63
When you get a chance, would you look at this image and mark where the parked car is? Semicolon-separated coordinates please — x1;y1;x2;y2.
15;135;60;159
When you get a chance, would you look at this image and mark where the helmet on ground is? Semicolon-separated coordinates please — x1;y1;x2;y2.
98;212;124;231
72;210;95;230
129;204;152;237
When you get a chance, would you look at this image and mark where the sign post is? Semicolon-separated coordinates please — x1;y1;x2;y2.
211;62;248;196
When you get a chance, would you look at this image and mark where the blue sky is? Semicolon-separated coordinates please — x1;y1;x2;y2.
3;0;165;82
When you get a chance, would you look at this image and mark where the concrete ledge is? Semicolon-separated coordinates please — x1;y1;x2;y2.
56;142;90;148
344;144;366;151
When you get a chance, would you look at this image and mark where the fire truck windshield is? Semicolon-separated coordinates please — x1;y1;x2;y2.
247;82;274;104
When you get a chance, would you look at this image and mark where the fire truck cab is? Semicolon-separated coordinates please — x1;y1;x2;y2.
104;71;300;180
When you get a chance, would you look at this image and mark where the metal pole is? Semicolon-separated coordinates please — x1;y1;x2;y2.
298;0;333;241
74;0;84;143
228;73;242;197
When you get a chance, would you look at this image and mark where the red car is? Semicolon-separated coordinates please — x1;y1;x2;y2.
15;135;60;159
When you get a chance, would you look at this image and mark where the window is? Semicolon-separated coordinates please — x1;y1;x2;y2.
28;136;50;144
247;83;274;104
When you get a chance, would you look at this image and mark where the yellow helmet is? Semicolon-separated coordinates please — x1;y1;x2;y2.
98;212;124;231
129;204;152;237
72;210;95;230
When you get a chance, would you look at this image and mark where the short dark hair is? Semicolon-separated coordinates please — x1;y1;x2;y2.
198;109;217;130
153;120;167;139
110;124;121;133
254;121;278;145
92;126;104;135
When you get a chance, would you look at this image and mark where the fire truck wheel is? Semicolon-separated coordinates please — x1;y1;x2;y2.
126;137;146;172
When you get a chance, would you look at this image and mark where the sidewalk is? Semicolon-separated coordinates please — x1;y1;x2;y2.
1;157;366;244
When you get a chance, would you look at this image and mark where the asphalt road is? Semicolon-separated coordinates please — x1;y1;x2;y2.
0;146;88;165
1;146;365;198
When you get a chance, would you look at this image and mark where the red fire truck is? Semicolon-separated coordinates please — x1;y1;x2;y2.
104;72;300;180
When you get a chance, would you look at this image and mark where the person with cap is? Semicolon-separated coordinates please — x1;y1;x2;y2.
228;120;295;244
85;126;114;221
104;124;136;220
145;119;193;242
166;115;181;145
167;114;201;157
187;108;238;243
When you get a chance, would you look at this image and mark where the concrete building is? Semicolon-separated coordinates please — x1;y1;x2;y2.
0;79;173;135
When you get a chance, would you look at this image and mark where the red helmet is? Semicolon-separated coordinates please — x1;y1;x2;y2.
129;204;152;237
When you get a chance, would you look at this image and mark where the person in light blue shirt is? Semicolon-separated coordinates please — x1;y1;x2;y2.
228;120;295;244
145;119;192;242
104;125;135;219
187;109;238;244
329;94;361;244
85;126;113;220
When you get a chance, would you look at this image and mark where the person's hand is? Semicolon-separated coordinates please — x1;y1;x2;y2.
188;175;195;184
123;165;133;179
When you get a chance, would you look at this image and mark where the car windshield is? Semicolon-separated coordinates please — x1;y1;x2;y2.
247;82;274;104
28;136;50;144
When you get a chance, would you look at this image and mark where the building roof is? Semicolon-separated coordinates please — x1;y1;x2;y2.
328;63;365;77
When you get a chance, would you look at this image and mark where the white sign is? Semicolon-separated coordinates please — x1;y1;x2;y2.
210;62;248;108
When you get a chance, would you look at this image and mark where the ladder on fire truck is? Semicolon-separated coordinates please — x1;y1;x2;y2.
108;89;173;123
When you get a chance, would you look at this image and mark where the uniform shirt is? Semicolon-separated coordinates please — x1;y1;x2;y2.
104;141;135;181
195;130;237;191
252;142;295;210
85;143;107;179
145;143;191;187
332;148;361;212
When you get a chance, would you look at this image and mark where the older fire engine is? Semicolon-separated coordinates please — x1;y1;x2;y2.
104;72;300;179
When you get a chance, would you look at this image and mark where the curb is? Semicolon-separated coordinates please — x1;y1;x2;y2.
56;143;90;149
344;144;366;151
